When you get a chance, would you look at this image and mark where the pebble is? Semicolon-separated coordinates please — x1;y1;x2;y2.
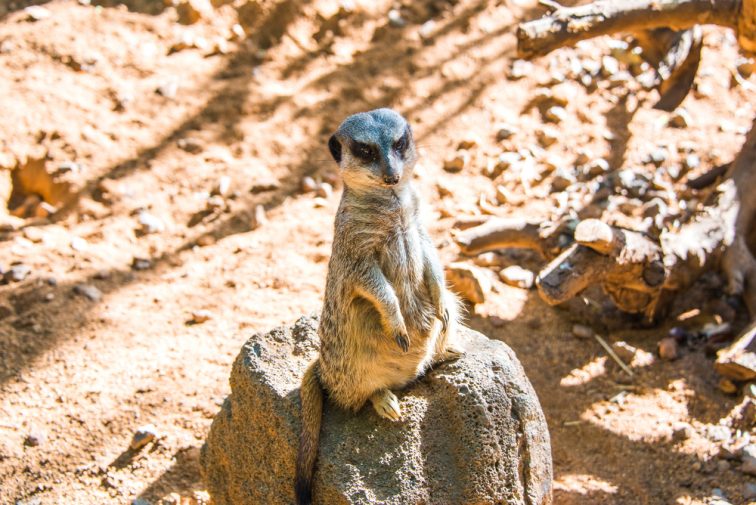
387;9;406;28
668;108;692;128
683;154;700;171
301;176;318;193
658;337;679;360
211;176;232;197
3;264;31;284
206;195;225;211
156;80;179;99
495;123;518;141
585;158;609;177
671;422;692;442
130;424;159;451
316;182;333;199
741;445;756;476
499;266;534;289
444;263;491;304
176;0;207;24
572;324;594;339
645;148;668;167
70;237;88;252
509;60;533;80
177;137;204;154
252;204;267;228
24;430;46;447
601;55;620;76
719;378;738;395
190;310;212;324
443;151;469;173
473;252;500;267
544;106;567;124
536;128;558;147
25;5;51;21
138;211;165;234
457;136;480;150
744;482;756;500
132;257;152;271
73;284;102;302
550;169;575;192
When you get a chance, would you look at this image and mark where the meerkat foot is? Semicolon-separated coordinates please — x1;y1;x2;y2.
370;389;401;421
434;343;464;364
394;331;410;352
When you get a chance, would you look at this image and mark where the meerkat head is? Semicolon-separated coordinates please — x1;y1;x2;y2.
327;108;417;192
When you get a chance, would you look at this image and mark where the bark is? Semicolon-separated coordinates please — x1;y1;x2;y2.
516;0;742;59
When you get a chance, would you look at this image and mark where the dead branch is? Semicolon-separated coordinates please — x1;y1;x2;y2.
454;218;554;257
516;0;742;59
715;321;756;381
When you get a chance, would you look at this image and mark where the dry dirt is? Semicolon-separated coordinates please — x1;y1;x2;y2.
0;0;754;504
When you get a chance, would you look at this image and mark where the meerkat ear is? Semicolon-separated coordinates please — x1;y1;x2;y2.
328;135;342;164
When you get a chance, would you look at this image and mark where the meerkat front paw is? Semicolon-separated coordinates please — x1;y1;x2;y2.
370;389;401;421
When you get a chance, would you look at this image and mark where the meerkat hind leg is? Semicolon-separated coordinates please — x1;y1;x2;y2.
370;389;401;421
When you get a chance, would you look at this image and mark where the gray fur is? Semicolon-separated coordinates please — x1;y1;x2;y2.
319;108;462;413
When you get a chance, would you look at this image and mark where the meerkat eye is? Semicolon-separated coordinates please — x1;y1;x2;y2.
393;130;409;154
353;142;376;161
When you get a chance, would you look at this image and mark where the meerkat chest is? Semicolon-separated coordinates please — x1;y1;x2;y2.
379;223;424;285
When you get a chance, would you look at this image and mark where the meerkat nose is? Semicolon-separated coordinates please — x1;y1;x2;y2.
383;174;400;185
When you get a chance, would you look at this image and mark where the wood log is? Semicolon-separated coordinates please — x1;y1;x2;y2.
516;0;742;59
454;218;552;257
715;322;756;381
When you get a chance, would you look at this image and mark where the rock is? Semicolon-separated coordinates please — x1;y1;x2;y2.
252;204;267;228
132;257;152;271
73;284;102;302
671;422;692;442
24;430;46;447
25;5;51;21
301;176;318;193
211;176;232;197
177;137;204;154
3;264;31;284
543;106;567;124
499;265;535;289
191;310;213;324
206;195;225;211
683;154;700;171
601;55;620;76
201;316;552;505
137;211;165;234
457;136;480;150
472;252;500;268
130;424;159;451
536;128;558;147
443;151;469;173
509;59;533;80
585;158;609;177
572;324;593;339
495;123;518;141
387;9;406;27
668;108;692;128
550;168;575;192
176;0;211;24
741;445;756;476
658;337;679;360
156;80;179;99
445;263;491;304
316;182;333;199
744;482;756;500
644;148;668;167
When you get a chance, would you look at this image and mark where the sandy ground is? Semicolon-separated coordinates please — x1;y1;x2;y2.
0;0;755;504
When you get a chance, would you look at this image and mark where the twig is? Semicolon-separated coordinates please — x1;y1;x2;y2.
538;0;563;12
594;334;635;377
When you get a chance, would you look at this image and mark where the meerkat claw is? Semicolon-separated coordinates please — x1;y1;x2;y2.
370;390;401;421
394;332;410;352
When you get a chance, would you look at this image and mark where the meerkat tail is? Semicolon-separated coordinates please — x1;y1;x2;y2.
295;360;324;505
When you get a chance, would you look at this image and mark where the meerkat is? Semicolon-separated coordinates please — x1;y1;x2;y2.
295;108;463;505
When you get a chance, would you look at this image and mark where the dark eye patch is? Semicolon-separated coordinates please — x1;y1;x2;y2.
393;128;410;155
352;142;377;161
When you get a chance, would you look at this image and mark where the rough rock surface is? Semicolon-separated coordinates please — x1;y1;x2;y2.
201;316;552;505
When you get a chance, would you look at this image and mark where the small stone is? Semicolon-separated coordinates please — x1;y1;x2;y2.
176;0;210;24
316;182;333;199
206;195;225;211
25;5;51;21
130;424;159;451
683;154;700;171
70;237;88;252
544;106;567;124
585;158;609;177
156;80;179;99
671;422;692;442
572;324;594;339
550;169;575;192
418;20;436;41
252;205;267;228
73;284;102;302
668;108;692;128
601;55;620;76
499;266;534;289
719;378;738;395
301;176;318;193
3;264;31;284
211;176;232;197
645;148;668;167
249;179;280;193
509;60;533;80
473;252;500;267
744;482;756;500
137;211;165;234
736;57;755;78
445;263;491;304
742;445;756;476
658;337;679;360
495;124;518;141
196;235;215;247
457;136;480;150
177;137;204;154
24;430;46;447
132;257;152;271
387;9;405;28
536;128;558;147
191;310;212;324
443;151;469;173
